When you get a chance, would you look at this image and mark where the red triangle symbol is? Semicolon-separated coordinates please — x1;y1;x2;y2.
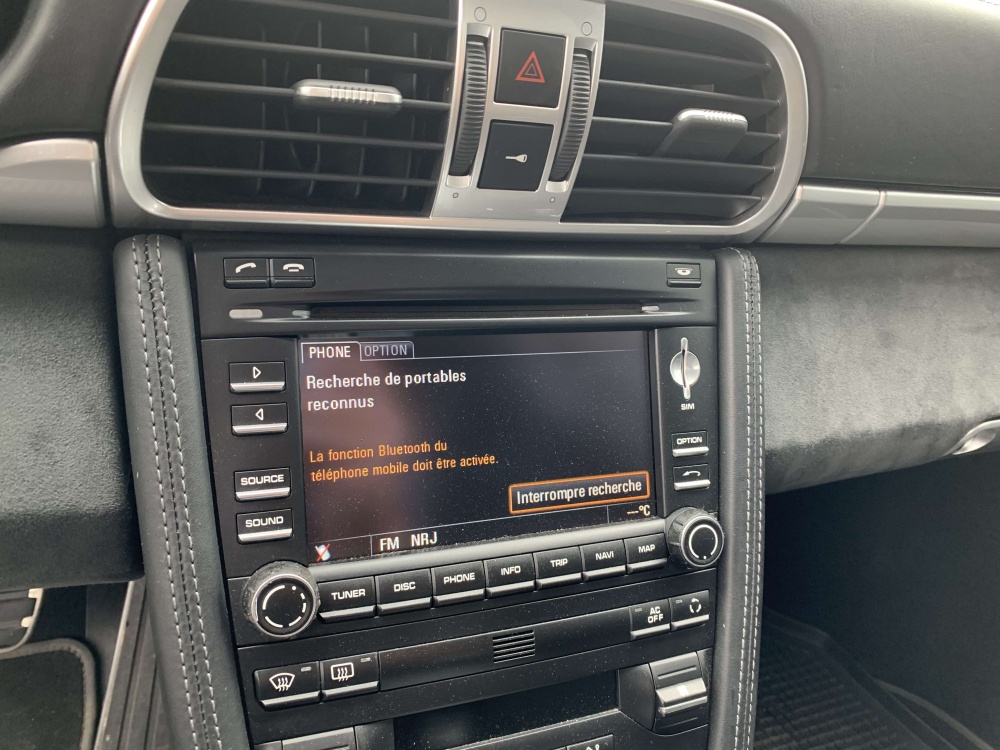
515;51;545;83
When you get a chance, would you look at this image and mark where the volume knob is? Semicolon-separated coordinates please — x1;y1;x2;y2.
665;508;724;569
244;562;319;639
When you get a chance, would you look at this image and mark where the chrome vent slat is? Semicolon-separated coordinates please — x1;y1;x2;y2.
231;0;456;30
587;117;780;160
577;154;774;193
564;1;786;225
169;32;455;73
145;122;444;151
594;81;779;122
141;0;455;214
568;188;761;220
151;78;451;111
143;165;438;187
602;40;770;85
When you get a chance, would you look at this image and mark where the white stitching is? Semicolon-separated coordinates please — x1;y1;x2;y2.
133;237;200;749
152;237;223;749
748;253;765;745
732;249;753;750
144;239;210;746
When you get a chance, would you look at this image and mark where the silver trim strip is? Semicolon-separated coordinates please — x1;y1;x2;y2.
260;691;321;708
321;681;379;700
536;572;583;588
673;479;712;491
672;445;710;458
433;589;487;605
230;380;286;393
0;139;105;228
105;0;807;239
238;527;293;542
235;486;291;501
762;182;1000;246
581;565;626;581
625;558;667;573
232;421;287;435
486;581;536;597
377;598;432;614
672;613;711;629
631;622;673;639
318;605;376;622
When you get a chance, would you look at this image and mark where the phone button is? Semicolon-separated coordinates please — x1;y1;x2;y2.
224;258;269;288
672;464;711;491
270;258;315;288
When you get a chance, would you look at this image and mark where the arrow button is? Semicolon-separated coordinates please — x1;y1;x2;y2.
232;404;288;436
230;362;286;393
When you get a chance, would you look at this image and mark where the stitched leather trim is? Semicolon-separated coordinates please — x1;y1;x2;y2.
132;236;222;750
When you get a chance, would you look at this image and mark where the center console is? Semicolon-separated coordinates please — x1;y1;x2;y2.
115;238;764;750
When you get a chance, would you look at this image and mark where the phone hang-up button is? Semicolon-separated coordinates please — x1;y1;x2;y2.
270;258;315;288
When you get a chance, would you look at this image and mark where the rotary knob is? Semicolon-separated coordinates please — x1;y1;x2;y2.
665;508;724;569
669;337;701;400
243;562;319;638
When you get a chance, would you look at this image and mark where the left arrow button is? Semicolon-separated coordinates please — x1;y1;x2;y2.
232;403;288;436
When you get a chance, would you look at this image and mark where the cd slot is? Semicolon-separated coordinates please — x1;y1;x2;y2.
308;302;649;320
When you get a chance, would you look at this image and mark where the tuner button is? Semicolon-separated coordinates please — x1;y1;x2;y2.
244;562;319;639
665;508;724;569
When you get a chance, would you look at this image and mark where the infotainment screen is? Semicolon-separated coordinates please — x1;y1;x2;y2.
298;331;656;562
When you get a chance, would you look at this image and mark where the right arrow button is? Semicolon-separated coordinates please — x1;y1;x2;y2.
230;362;286;393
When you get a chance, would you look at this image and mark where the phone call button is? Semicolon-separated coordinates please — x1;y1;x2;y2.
224;257;269;288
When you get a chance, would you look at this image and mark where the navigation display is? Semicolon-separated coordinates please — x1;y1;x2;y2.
298;331;656;562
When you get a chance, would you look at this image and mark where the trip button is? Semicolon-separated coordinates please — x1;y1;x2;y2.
230;362;286;393
375;570;432;614
234;468;290;501
534;547;583;588
320;653;379;700
432;561;486;605
484;554;535;597
232;403;288;436
495;29;566;108
630;599;672;639
224;258;268;288
254;662;320;709
671;430;709;458
318;578;376;622
270;258;315;288
237;509;293;543
624;533;668;573
581;540;626;581
670;590;711;629
478;121;553;191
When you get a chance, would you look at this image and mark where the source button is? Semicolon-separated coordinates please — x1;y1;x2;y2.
234;468;291;501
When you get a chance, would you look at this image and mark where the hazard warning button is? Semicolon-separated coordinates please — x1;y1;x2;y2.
495;29;565;108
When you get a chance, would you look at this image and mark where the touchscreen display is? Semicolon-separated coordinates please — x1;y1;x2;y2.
299;331;656;562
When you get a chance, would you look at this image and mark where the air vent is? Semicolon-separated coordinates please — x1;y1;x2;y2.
564;3;786;225
141;0;455;215
493;629;535;663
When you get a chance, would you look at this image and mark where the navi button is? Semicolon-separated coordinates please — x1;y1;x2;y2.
534;547;583;588
581;540;627;581
485;554;536;597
